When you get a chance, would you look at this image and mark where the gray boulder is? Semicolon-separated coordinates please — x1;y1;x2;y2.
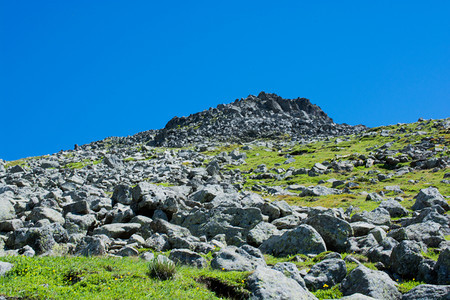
116;246;139;257
306;213;353;252
379;200;409;218
260;225;327;257
247;222;280;246
28;207;65;225
412;187;449;211
0;262;13;277
436;248;450;285
390;240;424;277
112;184;133;205
388;221;445;247
169;249;207;268
367;237;399;266
211;245;266;272
0;197;15;222
76;236;108;256
304;258;347;291
340;265;401;299
402;284;450;300
351;207;391;226
273;262;307;290
93;223;141;239
247;267;317;300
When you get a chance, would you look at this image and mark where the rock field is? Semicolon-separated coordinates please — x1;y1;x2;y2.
0;93;449;299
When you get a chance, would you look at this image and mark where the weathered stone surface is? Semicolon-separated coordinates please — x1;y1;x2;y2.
272;262;307;290
93;223;141;239
379;200;409;218
260;225;327;257
304;258;347;291
0;262;13;277
169;249;207;268
412;187;449;211
0;197;15;222
390;240;424;277
401;284;450;300
247;267;317;300
247;222;280;247
211;245;266;272
436;248;450;285
306;213;353;252
340;265;401;300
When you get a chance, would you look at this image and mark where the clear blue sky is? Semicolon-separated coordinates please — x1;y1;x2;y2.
1;1;449;161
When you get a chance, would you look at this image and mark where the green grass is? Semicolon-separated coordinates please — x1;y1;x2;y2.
0;255;249;300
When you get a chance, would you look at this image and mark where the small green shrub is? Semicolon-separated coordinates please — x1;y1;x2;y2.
148;257;176;280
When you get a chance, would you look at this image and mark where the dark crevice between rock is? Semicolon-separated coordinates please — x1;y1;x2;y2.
196;276;250;300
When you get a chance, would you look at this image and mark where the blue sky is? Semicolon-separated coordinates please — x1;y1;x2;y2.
1;1;449;161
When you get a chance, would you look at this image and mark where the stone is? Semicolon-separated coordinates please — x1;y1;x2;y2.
412;187;449;211
379;200;409;218
306;213;353;252
247;267;317;300
401;284;450;300
0;197;15;222
351;207;391;226
259;225;327;257
272;262;307;290
140;251;155;261
93;223;141;239
436;248;450;285
169;249;207;268
340;265;401;299
247;222;280;247
211;245;266;272
112;184;133;205
390;240;424;277
116;246;139;257
367;237;399;266
76;236;108;256
28;207;65;225
0;262;13;277
304;258;347;291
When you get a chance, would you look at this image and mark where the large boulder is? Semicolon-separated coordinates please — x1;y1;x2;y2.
436;248;450;285
0;197;15;222
340;265;401;300
401;284;450;300
388;221;445;247
304;258;347;291
389;240;424;277
306;213;353;252
412;187;449;211
28;207;65;225
247;222;280;247
367;237;399;266
211;245;266;272
260;225;327;257
351;207;391;226
379;200;409;218
272;262;307;290
247;267;317;300
169;249;207;268
92;223;141;239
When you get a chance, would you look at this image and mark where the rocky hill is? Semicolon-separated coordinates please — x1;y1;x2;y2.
149;92;367;147
0;94;449;299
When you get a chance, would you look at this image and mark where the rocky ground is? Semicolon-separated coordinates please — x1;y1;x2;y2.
0;94;449;299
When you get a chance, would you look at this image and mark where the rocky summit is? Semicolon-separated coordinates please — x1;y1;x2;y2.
0;93;449;299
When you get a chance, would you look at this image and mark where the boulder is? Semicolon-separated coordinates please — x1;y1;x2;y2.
351;207;391;226
412;187;449;211
28;207;65;225
367;237;399;266
0;197;15;222
306;213;353;252
247;267;317;300
93;223;141;239
260;225;327;257
0;262;13;277
340;265;401;299
169;249;207;268
436;248;450;285
401;284;450;300
304;258;347;291
247;222;280;247
389;240;424;277
379;200;409;218
211;245;266;272
272;262;307;290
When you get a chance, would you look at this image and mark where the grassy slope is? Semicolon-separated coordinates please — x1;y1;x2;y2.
1;120;448;299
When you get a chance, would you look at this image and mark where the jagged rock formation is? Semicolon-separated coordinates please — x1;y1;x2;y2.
152;92;367;147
